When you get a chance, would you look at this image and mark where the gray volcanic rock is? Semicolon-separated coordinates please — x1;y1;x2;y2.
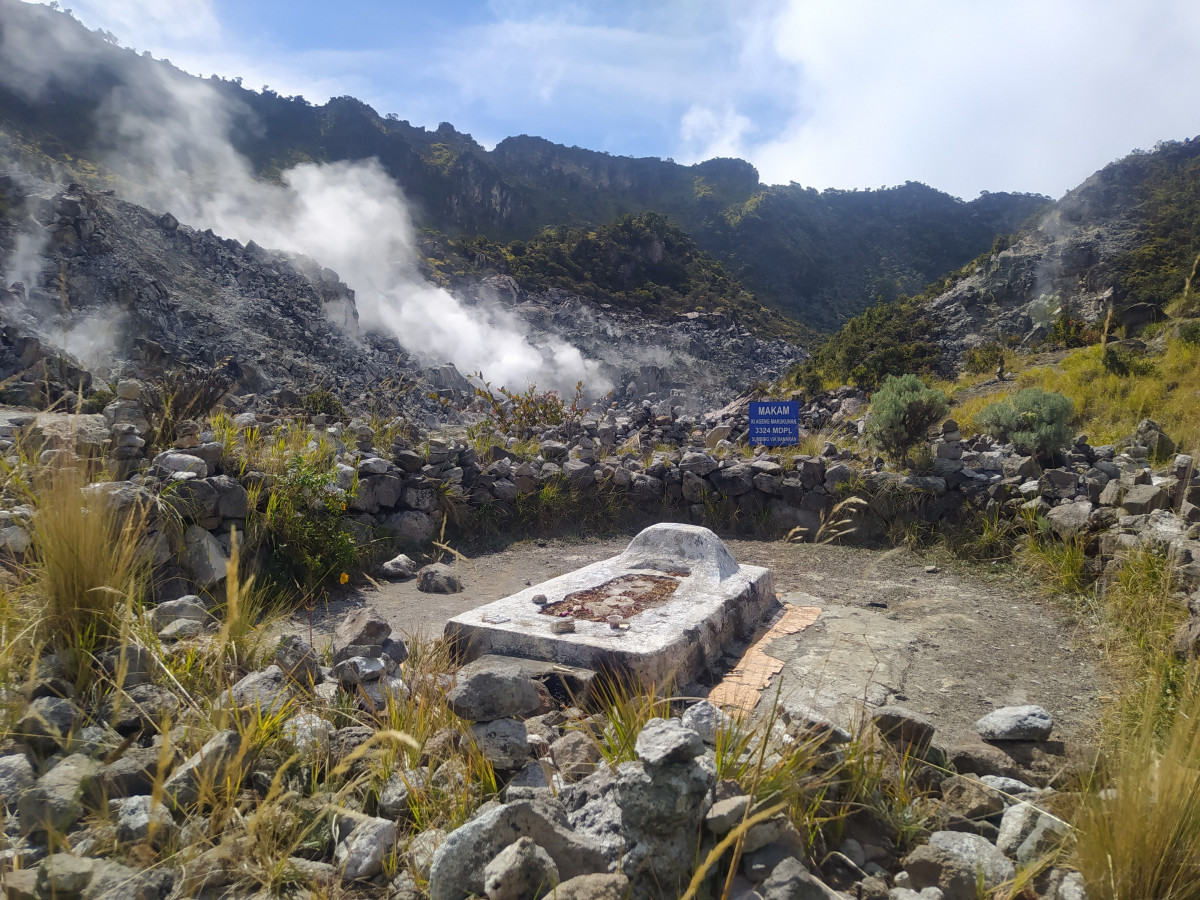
447;666;542;722
1;176;804;418
976;706;1054;741
923;145;1200;366
634;718;704;767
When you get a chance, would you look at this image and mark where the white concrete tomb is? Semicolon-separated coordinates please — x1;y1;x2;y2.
444;523;775;684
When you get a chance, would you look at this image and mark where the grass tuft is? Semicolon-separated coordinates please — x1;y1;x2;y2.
24;465;149;671
1073;663;1200;900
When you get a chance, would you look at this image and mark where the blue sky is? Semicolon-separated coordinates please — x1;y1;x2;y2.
51;0;1200;199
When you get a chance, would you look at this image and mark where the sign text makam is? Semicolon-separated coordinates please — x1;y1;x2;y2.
748;401;800;446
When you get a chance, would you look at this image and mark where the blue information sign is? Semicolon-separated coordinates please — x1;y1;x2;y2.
748;401;800;446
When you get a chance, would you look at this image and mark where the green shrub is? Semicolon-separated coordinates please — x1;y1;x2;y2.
962;342;1005;375
788;298;941;391
255;455;358;587
301;389;344;419
1047;300;1100;348
80;387;115;415
1178;320;1200;346
472;379;594;439
975;388;1075;457
865;374;948;462
1101;345;1155;377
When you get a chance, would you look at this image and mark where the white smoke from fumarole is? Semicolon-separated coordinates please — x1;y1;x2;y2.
0;6;608;394
5;228;48;295
106;72;608;394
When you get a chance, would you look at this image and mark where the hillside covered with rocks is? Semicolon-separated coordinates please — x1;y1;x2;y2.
3;3;1200;900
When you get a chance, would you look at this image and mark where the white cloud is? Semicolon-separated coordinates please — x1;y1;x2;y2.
37;0;1200;199
65;0;222;49
744;0;1200;197
48;0;367;106
679;104;753;161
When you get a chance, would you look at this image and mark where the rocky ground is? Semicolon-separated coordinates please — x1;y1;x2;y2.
3;163;1193;896
0;175;802;420
294;536;1106;748
923;154;1152;364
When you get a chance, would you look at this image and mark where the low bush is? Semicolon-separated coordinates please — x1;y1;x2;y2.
974;388;1075;457
1101;345;1156;377
301;389;344;419
865;374;948;463
1047;301;1100;348
1178;319;1200;346
251;455;360;588
80;387;114;415
962;341;1005;375
787;298;940;391
143;363;235;449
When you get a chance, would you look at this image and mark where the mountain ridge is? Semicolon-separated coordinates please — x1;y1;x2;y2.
0;0;1047;334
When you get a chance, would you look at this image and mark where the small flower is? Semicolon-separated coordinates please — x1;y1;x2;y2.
339;572;349;585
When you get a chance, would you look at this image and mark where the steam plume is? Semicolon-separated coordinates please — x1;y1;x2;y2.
0;5;609;394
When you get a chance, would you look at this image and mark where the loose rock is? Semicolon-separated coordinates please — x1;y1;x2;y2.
633;717;704;766
418;563;463;594
447;666;542;722
976;706;1054;741
482;836;559;900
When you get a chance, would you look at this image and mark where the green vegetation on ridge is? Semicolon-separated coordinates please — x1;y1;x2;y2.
1109;139;1200;315
424;211;809;340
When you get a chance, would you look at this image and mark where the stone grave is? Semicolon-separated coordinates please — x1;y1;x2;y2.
444;523;775;685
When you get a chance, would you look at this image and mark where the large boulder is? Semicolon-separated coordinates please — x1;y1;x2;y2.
1046;501;1093;539
482;836;559;900
427;799;607;900
112;795;178;848
385;509;437;545
225;666;291;716
19;754;101;834
418;563;462;594
183;524;229;588
759;857;843;900
633;718;704;766
163;729;242;808
335;813;397;880
996;802;1071;865
17;696;82;754
0;754;35;812
1121;483;1168;516
273;634;322;686
550;873;631;900
903;831;1015;900
976;706;1054;742
447;665;542;722
469;718;530;769
334;605;392;649
99;746;171;799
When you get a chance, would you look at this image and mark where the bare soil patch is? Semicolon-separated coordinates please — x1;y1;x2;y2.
289;531;1107;746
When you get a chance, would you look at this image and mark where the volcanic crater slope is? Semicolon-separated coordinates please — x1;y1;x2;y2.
0;175;802;413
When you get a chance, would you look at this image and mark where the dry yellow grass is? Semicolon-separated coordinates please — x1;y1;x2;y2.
1073;662;1200;900
1014;340;1200;449
937;338;1200;448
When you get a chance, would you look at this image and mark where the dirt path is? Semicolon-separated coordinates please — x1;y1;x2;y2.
287;532;1106;747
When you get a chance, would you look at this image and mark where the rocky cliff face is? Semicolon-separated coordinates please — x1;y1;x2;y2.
0;174;416;405
468;276;803;407
0;174;797;415
925;140;1200;357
